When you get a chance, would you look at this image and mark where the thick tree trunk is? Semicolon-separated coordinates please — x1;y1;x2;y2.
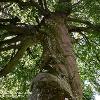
30;15;82;100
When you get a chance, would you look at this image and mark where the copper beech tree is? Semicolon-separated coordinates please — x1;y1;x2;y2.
0;0;100;100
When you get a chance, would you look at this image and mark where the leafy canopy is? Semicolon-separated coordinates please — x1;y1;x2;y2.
0;0;100;99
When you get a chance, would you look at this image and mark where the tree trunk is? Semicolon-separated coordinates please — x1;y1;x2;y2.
30;14;83;100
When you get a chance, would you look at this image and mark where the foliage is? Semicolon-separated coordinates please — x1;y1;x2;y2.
0;44;42;99
0;0;100;99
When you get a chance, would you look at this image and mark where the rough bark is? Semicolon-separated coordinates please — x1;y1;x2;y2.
30;15;83;100
30;73;73;100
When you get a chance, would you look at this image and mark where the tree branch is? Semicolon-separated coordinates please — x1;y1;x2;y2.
0;44;20;52
0;24;36;35
67;17;100;32
27;47;36;59
0;36;21;46
72;0;82;7
68;26;89;32
68;25;100;33
43;0;48;10
0;17;20;24
67;17;92;26
38;0;44;9
0;37;34;77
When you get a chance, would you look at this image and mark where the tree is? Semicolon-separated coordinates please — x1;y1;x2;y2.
0;0;100;100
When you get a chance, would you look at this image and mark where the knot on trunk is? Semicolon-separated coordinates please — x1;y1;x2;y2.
30;73;74;100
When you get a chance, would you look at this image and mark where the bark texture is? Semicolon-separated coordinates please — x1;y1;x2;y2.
30;15;82;100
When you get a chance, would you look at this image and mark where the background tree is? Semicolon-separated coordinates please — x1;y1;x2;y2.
0;0;100;100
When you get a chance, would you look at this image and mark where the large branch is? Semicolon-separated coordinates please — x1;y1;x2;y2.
68;25;100;33
0;24;36;35
0;30;43;77
0;17;20;24
0;36;34;77
0;36;22;46
68;26;89;32
0;17;20;22
67;17;93;26
67;17;100;32
0;44;20;52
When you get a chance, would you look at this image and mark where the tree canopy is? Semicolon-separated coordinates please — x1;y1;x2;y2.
0;0;100;100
